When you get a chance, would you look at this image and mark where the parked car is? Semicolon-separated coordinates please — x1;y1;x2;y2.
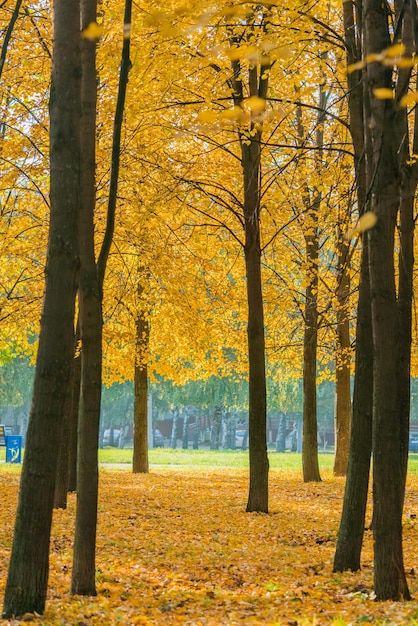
153;429;164;448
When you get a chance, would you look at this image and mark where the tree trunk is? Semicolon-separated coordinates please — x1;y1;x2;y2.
295;85;324;484
170;407;179;449
365;0;410;600
71;0;101;596
68;351;81;492
133;308;149;473
333;0;373;573
2;0;81;615
225;15;269;512
210;405;222;450
243;134;269;511
333;231;351;477
302;267;321;482
182;407;189;450
333;236;373;572
53;386;72;509
394;1;417;507
55;328;80;505
397;166;415;507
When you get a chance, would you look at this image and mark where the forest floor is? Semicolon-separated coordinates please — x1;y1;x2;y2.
1;464;418;625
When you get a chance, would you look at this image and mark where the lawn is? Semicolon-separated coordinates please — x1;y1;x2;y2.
2;445;418;473
2;456;418;624
99;447;338;470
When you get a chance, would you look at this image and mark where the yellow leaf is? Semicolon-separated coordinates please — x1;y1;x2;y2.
400;91;418;107
345;212;377;240
347;60;365;74
220;107;246;122
244;96;266;113
357;211;377;232
365;52;383;63
373;88;394;99
384;43;406;58
81;21;103;40
397;56;416;68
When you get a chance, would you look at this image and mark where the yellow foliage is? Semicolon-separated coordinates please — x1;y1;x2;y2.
345;212;377;241
400;91;418;107
82;21;104;40
372;88;394;100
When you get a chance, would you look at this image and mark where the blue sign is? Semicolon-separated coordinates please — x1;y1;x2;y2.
6;436;22;463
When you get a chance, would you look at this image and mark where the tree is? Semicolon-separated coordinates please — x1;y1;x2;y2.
335;0;416;601
2;0;81;615
71;0;132;595
133;282;150;473
71;0;102;596
333;0;373;573
333;221;352;477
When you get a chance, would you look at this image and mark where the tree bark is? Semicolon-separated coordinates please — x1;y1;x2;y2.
334;0;373;573
333;236;373;572
55;327;80;505
2;0;81;615
71;0;101;597
53;384;72;509
133;307;149;473
333;231;351;477
302;247;321;483
296;86;324;484
394;0;417;508
364;0;410;600
68;350;81;493
243;130;269;511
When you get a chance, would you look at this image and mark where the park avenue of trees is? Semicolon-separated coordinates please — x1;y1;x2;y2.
1;0;418;616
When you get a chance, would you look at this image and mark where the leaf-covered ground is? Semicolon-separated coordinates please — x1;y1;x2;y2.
2;466;418;625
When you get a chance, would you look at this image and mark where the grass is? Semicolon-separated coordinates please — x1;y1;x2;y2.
99;447;336;470
100;447;418;473
2;445;418;473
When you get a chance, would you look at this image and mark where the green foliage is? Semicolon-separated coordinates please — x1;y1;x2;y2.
0;355;34;408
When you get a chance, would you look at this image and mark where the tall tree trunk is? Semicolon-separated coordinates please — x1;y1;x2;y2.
302;237;321;482
71;0;101;596
333;230;351;477
71;0;132;594
225;13;269;512
1;0;81;616
394;0;417;508
133;306;149;473
297;84;325;484
333;236;373;571
334;0;373;573
243;135;269;511
365;0;410;600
